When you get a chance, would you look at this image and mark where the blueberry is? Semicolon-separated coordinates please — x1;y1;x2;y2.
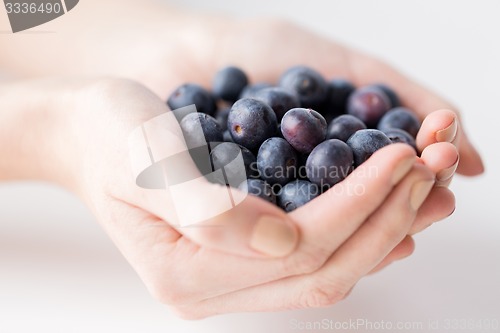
179;112;223;148
276;123;285;139
167;83;216;116
383;128;417;151
279;66;328;109
223;130;234;142
323;79;355;117
347;86;391;127
240;82;273;99
306;139;354;188
239;179;276;204
254;87;300;121
377;107;421;138
210;142;258;184
227;98;277;151
215;107;230;131
346;129;392;167
213;66;249;102
257;137;298;186
373;83;401;108
281;108;327;154
327;114;367;142
278;180;320;212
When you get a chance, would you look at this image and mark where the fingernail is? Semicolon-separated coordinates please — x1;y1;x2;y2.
392;156;416;185
436;118;457;142
250;216;298;257
437;156;460;182
410;179;435;211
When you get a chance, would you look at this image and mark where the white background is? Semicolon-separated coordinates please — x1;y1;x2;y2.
1;0;499;332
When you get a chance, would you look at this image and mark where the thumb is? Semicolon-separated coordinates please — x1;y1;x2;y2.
127;106;299;258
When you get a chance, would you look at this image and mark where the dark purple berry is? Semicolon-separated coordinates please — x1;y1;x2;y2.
215;107;230;131
347;86;391;127
383;128;417;151
167;83;216;116
377;107;421;138
279;66;328;109
257;137;298;186
373;83;401;108
278;180;320;212
210;142;258;185
347;129;392;167
223;130;234;142
327;114;367;142
240;82;273;99
254;87;300;121
213;66;249;102
179;112;223;148
306;139;354;188
228;98;277;151
281;108;327;154
239;179;276;204
323;79;355;117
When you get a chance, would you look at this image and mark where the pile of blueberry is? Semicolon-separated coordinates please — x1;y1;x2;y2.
167;66;421;212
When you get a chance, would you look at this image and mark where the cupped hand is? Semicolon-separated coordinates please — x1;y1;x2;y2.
19;3;480;318
59;77;452;319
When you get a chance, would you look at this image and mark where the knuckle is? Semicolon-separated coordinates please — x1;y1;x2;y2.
80;77;160;111
283;245;329;275
301;278;350;308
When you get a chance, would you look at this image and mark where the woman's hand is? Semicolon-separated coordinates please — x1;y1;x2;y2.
0;78;455;319
0;0;480;319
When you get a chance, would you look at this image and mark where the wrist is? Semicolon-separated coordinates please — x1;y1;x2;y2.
0;79;81;188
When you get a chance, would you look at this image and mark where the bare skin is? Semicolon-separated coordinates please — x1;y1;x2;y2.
0;0;482;319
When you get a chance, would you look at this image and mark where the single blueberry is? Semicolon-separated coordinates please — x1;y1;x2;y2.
281;108;327;154
377;107;421;138
167;83;216;116
327;114;367;142
323;79;356;117
346;129;392;167
279;66;328;109
257;137;299;186
240;82;273;99
210;142;258;185
213;66;249;102
278;180;320;212
373;83;401;108
239;179;276;204
383;128;417;151
227;98;277;151
254;87;300;121
215;107;230;131
222;130;234;142
306;139;354;189
179;112;223;148
347;86;391;127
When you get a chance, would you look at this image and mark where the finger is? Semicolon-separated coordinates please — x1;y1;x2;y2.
368;236;415;274
420;141;459;186
288;143;417;270
177;164;435;317
416;109;458;150
347;51;484;176
409;186;455;235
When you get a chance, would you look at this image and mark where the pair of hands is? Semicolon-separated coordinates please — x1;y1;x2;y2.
0;2;483;319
